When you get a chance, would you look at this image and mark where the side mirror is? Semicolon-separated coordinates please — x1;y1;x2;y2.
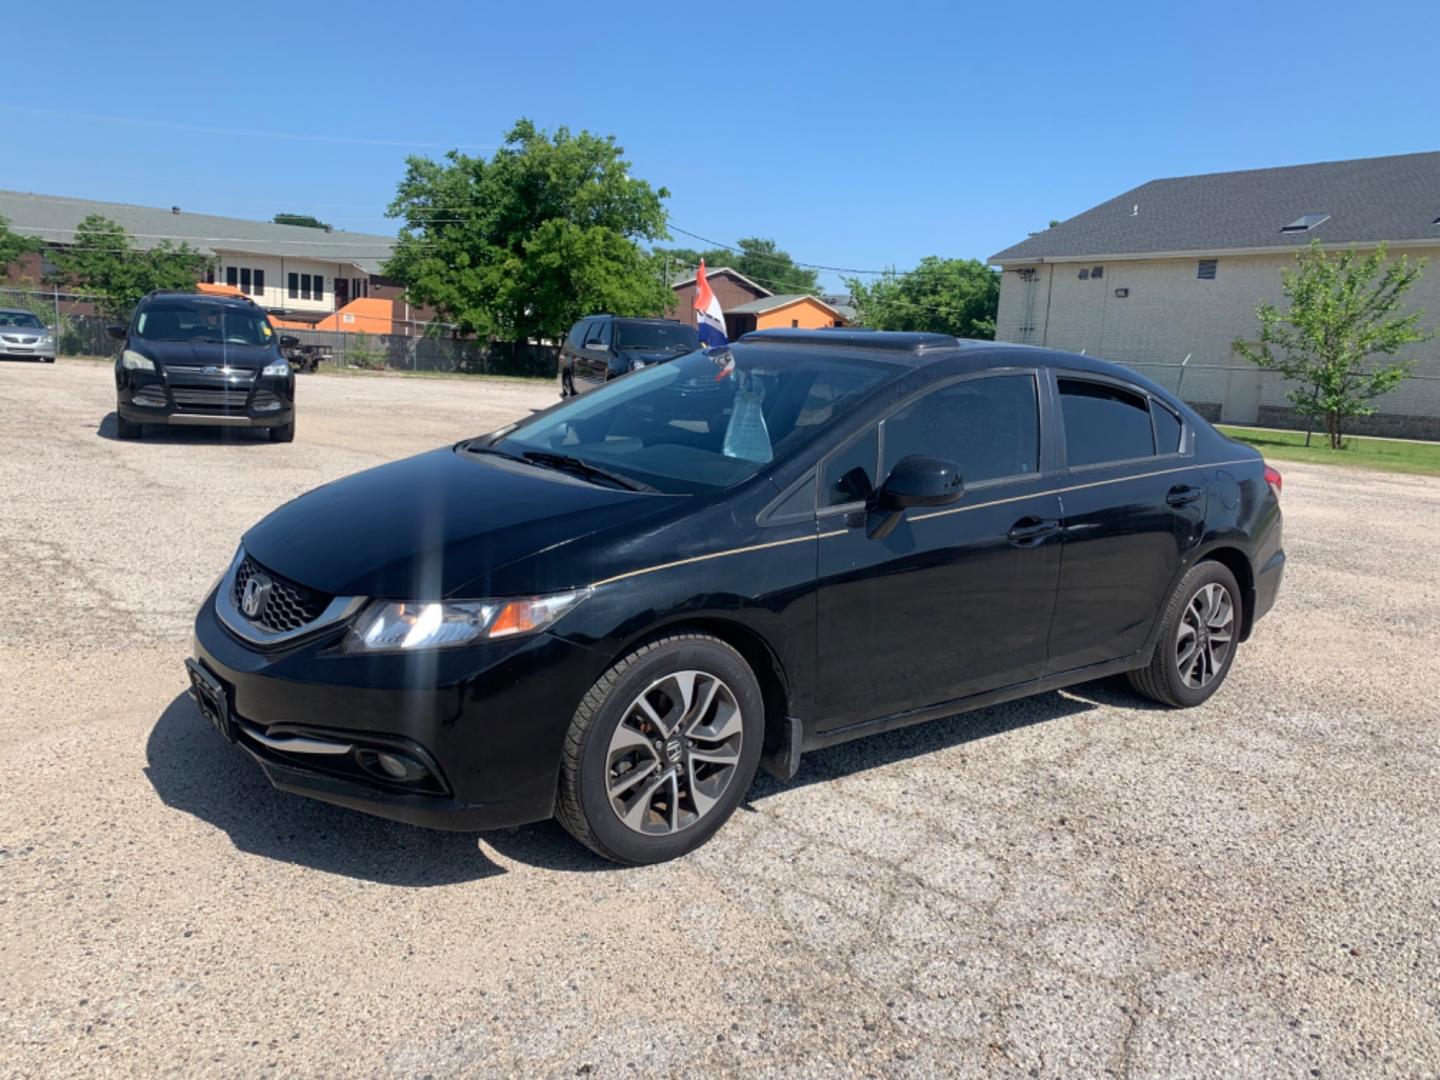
868;455;963;540
585;338;605;349
105;325;126;341
279;335;300;348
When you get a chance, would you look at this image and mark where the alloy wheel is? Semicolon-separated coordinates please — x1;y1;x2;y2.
1175;582;1235;689
605;670;744;835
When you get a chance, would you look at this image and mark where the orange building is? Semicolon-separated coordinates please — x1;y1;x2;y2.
724;294;848;336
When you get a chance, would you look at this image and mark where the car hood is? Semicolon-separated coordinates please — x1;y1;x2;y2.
241;446;678;599
623;349;689;366
138;339;276;369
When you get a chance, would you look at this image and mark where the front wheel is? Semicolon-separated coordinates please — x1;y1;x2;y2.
1128;560;1241;708
269;419;295;443
556;634;764;865
115;414;142;439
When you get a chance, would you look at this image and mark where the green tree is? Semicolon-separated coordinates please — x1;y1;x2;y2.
272;212;333;231
0;213;43;274
844;257;999;339
1233;240;1432;449
655;237;820;295
51;215;211;320
384;119;672;341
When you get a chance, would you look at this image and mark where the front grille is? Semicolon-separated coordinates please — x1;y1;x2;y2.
2;334;40;345
171;387;250;411
232;556;332;634
164;365;255;381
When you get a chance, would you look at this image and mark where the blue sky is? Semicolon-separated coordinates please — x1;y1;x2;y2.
4;0;1436;292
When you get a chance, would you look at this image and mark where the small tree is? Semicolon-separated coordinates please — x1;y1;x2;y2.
1234;240;1432;448
0;213;43;275
273;212;333;231
844;257;999;339
51;215;211;320
347;331;387;370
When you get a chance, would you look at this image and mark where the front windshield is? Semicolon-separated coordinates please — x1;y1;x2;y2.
614;321;700;352
134;301;275;346
0;312;45;329
487;347;898;494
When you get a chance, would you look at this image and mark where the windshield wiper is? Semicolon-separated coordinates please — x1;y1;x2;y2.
520;450;656;492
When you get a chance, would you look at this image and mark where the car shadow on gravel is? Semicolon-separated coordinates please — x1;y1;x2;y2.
97;411;273;444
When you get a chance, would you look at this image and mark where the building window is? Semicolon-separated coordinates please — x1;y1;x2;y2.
1197;259;1217;280
313;275;324;301
1091;266;1103;279
288;272;299;299
300;274;311;300
204;268;215;284
240;268;251;294
1078;267;1090;280
226;266;238;288
253;269;265;296
791;319;799;327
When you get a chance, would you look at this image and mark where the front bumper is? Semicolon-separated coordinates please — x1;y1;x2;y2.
1;347;55;361
117;367;294;428
190;585;608;831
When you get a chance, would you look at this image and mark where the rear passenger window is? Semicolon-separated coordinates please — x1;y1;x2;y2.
821;427;879;507
1152;400;1183;454
881;375;1040;485
1058;379;1154;467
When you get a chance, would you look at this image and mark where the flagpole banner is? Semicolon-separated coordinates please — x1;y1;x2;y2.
694;259;728;348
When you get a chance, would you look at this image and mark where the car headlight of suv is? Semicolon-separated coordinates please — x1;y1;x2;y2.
342;589;590;653
261;359;290;377
121;349;155;371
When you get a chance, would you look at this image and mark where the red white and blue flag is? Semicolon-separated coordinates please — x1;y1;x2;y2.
693;259;727;347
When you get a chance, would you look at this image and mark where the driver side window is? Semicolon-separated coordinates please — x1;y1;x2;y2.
881;375;1040;486
820;427;879;508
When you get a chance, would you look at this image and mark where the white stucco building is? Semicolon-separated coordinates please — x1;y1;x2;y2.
990;151;1440;439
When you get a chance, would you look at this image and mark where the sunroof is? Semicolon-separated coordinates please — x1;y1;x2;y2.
1281;213;1331;233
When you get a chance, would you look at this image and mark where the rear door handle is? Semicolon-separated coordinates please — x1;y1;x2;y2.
1008;516;1060;547
1166;484;1203;507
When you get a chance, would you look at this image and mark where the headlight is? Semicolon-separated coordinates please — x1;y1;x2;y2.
261;359;290;377
38;333;54;347
342;589;589;653
121;349;155;371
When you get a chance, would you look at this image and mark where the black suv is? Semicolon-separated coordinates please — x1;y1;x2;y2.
558;314;700;397
109;292;297;441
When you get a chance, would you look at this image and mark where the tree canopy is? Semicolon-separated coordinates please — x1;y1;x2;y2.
0;213;42;272
1234;240;1431;448
383;119;673;341
272;212;333;231
844;257;999;339
655;237;820;295
50;215;211;319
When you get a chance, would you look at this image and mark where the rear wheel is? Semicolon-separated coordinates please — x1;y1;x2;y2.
1128;560;1241;707
269;419;295;443
556;634;764;865
115;415;142;440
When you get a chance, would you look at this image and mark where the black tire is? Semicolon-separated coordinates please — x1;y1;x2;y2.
43;356;55;364
269;420;295;443
115;415;142;440
560;367;577;398
556;633;764;865
1128;560;1242;708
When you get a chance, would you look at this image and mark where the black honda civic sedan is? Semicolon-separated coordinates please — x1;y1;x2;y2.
188;329;1284;864
110;292;297;441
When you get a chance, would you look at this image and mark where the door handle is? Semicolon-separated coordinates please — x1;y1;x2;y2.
1008;516;1060;547
1166;484;1203;507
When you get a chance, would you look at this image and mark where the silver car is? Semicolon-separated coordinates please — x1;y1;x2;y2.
0;308;56;362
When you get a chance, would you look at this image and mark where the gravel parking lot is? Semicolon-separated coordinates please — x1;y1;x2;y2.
3;358;1438;1078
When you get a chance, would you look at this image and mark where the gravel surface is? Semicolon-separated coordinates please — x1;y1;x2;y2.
3;358;1438;1078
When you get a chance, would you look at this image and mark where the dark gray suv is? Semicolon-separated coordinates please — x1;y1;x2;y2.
557;315;700;397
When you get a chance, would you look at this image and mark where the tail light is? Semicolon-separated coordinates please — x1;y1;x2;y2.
1263;463;1283;498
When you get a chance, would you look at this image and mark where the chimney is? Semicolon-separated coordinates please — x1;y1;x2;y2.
171;206;181;214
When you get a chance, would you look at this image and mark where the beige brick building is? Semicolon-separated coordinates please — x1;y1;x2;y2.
991;152;1440;439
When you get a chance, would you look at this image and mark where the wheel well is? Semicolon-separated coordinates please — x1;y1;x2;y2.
1200;547;1255;641
631;618;792;756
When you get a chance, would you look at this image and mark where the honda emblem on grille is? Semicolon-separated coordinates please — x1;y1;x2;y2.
241;572;273;619
203;365;222;375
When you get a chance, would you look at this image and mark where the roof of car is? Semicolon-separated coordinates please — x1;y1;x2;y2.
140;290;258;306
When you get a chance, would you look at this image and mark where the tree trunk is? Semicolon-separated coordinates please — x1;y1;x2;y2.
1327;410;1342;450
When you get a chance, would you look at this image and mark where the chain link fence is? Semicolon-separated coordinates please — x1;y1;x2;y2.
0;287;557;378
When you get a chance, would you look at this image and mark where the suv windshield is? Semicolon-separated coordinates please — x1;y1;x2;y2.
482;347;898;494
134;301;275;346
614;321;700;352
0;312;45;329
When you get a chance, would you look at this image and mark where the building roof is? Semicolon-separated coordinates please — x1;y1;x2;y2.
668;265;772;297
990;150;1440;264
727;293;844;318
0;189;396;274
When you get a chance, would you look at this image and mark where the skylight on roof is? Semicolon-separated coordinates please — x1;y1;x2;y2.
1280;213;1330;233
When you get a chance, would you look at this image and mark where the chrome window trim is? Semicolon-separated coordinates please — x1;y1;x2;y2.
214;548;366;647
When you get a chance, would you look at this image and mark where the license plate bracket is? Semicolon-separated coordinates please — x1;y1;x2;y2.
185;659;234;742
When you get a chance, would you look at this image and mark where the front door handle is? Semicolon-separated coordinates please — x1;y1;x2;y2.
1166;484;1203;507
1008;516;1060;547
